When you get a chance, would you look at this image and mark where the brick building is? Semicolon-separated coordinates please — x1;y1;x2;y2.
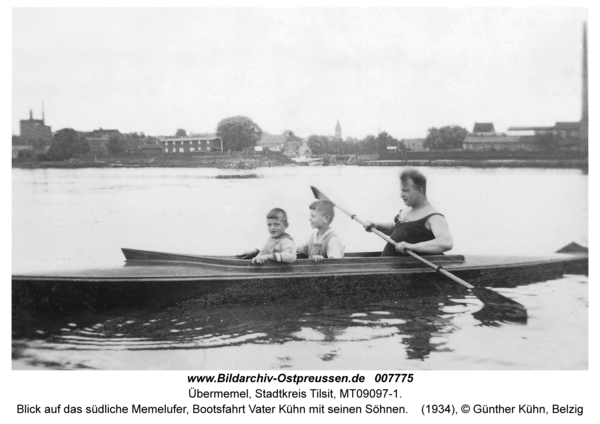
472;123;495;135
401;138;426;152
257;133;286;151
507;122;584;151
160;135;223;154
463;134;539;151
20;110;52;143
84;128;123;155
463;122;539;151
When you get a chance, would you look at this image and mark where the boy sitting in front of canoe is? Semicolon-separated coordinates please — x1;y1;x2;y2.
237;208;297;264
297;200;345;262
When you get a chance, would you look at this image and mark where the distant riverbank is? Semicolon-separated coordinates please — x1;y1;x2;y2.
361;158;588;169
12;152;587;170
12;152;296;170
364;149;588;170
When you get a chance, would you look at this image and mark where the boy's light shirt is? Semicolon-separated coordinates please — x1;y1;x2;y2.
259;233;296;263
297;228;345;259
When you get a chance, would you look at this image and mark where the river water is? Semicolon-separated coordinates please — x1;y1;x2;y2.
11;166;588;370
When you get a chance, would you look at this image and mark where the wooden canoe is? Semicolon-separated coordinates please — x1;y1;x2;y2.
12;245;588;317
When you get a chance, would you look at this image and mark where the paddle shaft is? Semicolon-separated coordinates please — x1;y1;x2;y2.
324;194;474;289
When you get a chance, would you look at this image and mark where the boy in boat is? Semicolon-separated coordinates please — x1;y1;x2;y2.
297;200;345;262
238;208;297;264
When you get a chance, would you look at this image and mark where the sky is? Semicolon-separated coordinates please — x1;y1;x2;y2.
12;7;589;139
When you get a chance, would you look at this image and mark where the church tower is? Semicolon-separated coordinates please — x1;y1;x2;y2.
335;120;342;140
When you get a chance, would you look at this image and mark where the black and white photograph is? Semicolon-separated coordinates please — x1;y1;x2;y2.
10;6;589;379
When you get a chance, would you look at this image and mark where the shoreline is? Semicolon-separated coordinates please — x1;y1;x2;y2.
360;159;588;169
12;155;588;170
11;153;297;170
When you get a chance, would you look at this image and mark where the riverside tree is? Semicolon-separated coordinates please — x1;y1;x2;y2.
375;131;402;153
283;130;302;142
306;135;330;155
107;135;125;155
355;132;398;155
307;135;356;155
424;125;468;150
47;128;90;160
216;116;263;151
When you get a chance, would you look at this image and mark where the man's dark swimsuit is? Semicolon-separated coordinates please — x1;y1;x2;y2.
381;213;444;257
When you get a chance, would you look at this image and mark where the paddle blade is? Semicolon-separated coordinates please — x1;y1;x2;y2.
471;288;528;324
310;186;332;202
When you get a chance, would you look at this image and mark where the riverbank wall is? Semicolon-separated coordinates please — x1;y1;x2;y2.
361;159;588;169
12;150;587;170
358;150;588;169
12;151;296;169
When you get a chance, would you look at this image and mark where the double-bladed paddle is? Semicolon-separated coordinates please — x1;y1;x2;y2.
310;185;527;323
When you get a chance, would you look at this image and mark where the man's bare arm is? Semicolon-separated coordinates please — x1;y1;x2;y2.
398;215;453;254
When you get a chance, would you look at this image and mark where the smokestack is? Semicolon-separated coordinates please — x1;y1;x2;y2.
582;22;588;122
42;101;45;122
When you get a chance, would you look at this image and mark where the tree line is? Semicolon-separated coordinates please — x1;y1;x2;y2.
18;115;484;162
35;129;154;160
306;132;402;156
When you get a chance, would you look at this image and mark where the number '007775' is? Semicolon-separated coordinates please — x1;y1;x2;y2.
374;373;414;383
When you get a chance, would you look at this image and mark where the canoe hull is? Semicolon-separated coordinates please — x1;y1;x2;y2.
12;249;587;319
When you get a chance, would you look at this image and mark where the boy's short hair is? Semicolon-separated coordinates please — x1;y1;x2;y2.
309;200;335;221
266;208;288;223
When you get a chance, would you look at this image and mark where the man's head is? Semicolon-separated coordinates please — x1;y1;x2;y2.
266;208;289;238
308;200;335;229
399;168;427;206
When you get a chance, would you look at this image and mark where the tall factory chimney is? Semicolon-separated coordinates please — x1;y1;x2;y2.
582;23;588;122
580;22;588;147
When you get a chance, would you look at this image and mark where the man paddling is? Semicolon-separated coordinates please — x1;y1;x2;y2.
363;168;453;256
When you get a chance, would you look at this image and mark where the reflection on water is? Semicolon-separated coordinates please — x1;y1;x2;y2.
13;291;480;361
12;274;588;370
